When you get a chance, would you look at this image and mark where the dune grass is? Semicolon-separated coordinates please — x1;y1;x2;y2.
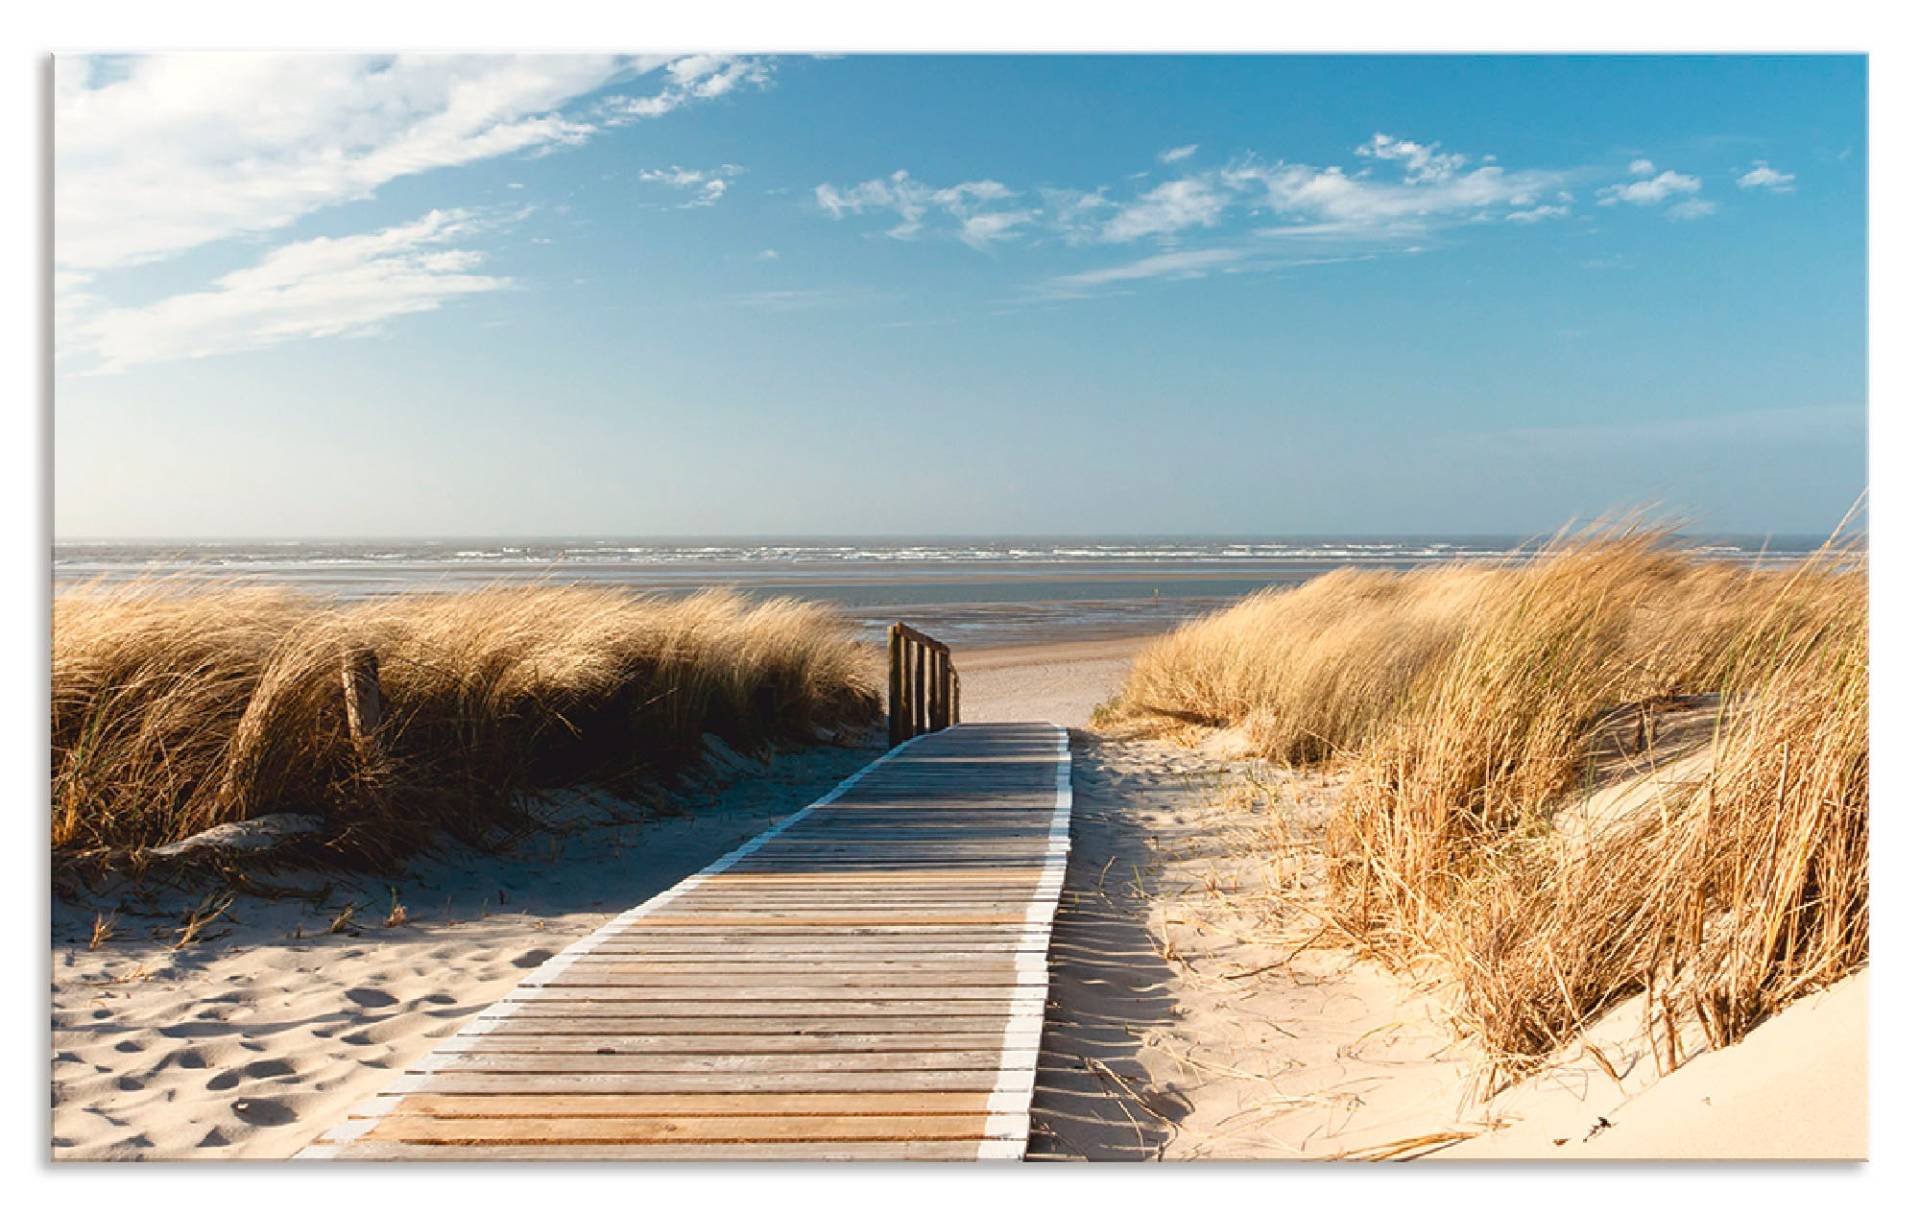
1102;525;1866;1071
53;584;880;866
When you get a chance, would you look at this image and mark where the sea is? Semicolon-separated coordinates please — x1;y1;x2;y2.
51;535;1833;649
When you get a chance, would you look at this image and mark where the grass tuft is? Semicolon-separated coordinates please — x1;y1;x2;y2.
53;583;880;867
1104;523;1865;1071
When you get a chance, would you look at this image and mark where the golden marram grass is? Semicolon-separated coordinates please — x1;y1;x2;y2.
1101;525;1865;1073
53;584;879;864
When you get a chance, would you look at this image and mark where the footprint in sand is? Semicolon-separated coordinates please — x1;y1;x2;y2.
208;1056;296;1090
243;1058;296;1080
343;987;397;1009
511;948;555;968
230;1097;295;1127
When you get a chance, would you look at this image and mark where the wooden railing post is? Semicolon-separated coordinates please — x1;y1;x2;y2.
934;650;951;729
341;647;383;760
887;625;906;746
886;624;961;743
913;642;927;735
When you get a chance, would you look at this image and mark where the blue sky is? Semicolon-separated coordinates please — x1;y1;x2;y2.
53;53;1865;538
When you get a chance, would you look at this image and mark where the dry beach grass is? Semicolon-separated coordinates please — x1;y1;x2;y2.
53;584;879;868
1101;527;1866;1077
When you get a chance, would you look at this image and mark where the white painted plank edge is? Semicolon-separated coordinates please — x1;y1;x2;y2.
979;724;1071;1162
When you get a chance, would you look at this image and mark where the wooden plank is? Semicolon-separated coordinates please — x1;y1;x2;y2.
424;1051;1009;1073
304;722;1071;1161
506;988;1031;1004
453;1033;1016;1053
402;1070;1010;1095
472;1016;1027;1035
360;1113;1003;1145
556;960;1029;974
495;997;1036;1017
392;1092;997;1117
329;1141;997;1161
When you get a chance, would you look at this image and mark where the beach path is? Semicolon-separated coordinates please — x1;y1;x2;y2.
299;722;1071;1161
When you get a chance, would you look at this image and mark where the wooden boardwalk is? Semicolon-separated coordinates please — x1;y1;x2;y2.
301;722;1071;1161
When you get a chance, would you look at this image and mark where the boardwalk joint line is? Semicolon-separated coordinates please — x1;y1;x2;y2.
300;721;1073;1162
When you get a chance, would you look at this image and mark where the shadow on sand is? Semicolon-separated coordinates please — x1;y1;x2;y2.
1027;731;1187;1161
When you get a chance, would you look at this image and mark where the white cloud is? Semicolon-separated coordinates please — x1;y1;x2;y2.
1158;144;1199;164
1040;248;1249;296
639;163;745;207
818;135;1573;257
815;170;1030;248
55;54;630;273
608;55;773;120
1039;187;1113;244
1628;158;1656;176
1239;157;1566;234
1354;133;1470;184
1100;177;1228;242
756;248;780;260
959;210;1035;250
54;53;774;275
1596;167;1702;206
63;209;510;374
1737;160;1797;192
1667;198;1719;221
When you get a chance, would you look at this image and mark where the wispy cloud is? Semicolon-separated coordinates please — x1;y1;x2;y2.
1100;177;1230;242
816;132;1740;302
1666;198;1719;221
1737;160;1796;192
54;53;775;275
63;209;511;374
1037;248;1249;296
605;55;773;120
1596;166;1702;207
639;163;745;207
54;54;639;274
821;132;1571;258
1352;133;1471;184
814;170;1034;248
55;53;781;371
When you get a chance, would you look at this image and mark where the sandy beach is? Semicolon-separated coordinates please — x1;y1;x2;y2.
51;631;1864;1160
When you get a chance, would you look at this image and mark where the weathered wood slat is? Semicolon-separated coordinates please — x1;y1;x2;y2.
331;1140;1004;1161
301;722;1070;1162
472;1016;1030;1034
401;1070;1013;1095
418;1050;1012;1073
362;1113;1007;1145
395;1092;997;1117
